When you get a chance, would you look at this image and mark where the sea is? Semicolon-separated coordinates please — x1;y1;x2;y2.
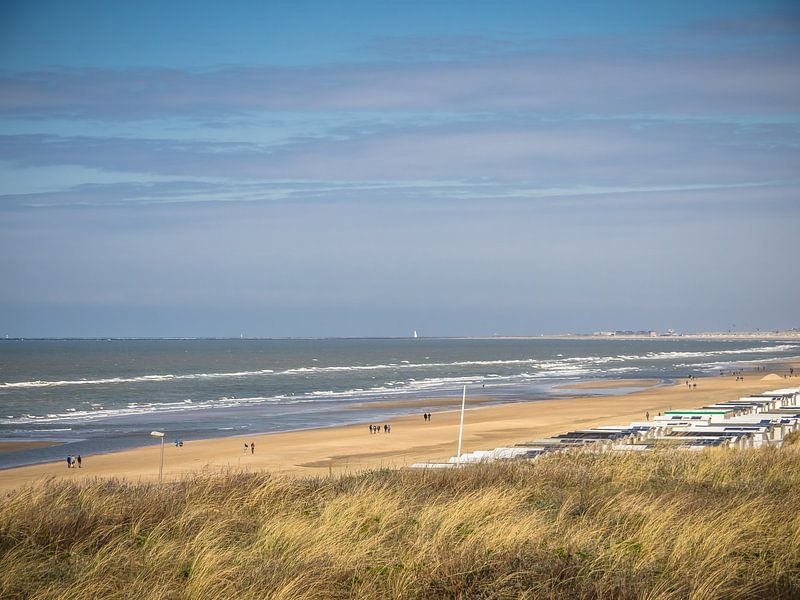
1;337;798;469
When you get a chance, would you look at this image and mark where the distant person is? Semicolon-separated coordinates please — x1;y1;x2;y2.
646;411;650;421
244;443;249;454
66;456;72;469
384;424;388;433
179;440;183;447
76;455;82;468
251;442;255;454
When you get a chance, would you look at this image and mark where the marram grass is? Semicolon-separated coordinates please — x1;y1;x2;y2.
2;446;799;599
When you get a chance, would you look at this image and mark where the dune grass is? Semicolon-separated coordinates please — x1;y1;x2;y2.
1;446;799;599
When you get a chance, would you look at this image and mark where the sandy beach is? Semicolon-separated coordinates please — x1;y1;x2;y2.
0;368;796;492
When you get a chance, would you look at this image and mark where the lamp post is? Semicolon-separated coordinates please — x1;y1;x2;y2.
150;431;165;483
456;385;466;467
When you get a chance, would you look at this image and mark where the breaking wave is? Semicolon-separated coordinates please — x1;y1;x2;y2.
1;344;795;389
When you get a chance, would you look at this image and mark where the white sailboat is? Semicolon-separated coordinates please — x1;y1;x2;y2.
413;330;418;339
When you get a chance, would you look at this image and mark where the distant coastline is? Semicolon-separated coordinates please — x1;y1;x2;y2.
2;330;799;341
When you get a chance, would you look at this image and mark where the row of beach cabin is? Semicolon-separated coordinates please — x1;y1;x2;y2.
411;387;800;468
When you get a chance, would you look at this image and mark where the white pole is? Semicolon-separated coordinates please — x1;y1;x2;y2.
457;385;466;466
159;436;164;483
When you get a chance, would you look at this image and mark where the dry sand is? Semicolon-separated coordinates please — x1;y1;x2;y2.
1;369;797;492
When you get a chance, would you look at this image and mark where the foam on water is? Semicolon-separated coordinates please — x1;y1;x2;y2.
2;343;794;390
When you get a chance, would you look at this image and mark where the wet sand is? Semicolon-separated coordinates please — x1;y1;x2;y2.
348;394;497;410
0;441;61;454
555;378;663;390
0;369;797;492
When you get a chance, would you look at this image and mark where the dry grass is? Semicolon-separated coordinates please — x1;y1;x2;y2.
1;446;799;599
782;430;800;445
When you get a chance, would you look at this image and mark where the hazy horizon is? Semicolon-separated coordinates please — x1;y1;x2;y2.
2;328;798;341
2;1;798;338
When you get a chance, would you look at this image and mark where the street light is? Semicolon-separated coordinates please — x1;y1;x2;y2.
150;431;165;483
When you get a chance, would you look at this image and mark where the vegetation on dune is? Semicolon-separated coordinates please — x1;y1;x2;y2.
1;447;799;599
782;429;800;445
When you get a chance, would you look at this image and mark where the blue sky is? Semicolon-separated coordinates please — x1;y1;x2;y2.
1;1;798;337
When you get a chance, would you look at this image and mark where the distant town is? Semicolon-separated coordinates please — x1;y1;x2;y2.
569;328;800;339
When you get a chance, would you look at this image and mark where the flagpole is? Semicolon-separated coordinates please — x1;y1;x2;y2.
457;385;466;466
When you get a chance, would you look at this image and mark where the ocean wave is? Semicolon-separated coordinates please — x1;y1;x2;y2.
0;364;650;424
1;343;794;392
0;369;276;389
0;355;620;389
0;394;290;425
616;344;797;362
674;354;800;372
0;359;550;389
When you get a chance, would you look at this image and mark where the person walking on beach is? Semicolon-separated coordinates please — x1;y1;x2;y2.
66;456;72;469
244;443;249;454
77;455;82;468
251;442;255;454
646;411;650;421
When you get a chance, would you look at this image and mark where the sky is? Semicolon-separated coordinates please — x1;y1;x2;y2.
0;0;798;337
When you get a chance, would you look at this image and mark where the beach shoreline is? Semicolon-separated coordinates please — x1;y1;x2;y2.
1;362;797;493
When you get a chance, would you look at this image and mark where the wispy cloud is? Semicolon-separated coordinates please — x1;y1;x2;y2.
1;116;797;189
1;7;799;335
1;41;798;120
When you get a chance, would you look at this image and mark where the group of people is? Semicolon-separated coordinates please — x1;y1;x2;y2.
422;412;432;421
65;454;82;468
368;424;390;434
243;442;255;454
173;439;184;447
